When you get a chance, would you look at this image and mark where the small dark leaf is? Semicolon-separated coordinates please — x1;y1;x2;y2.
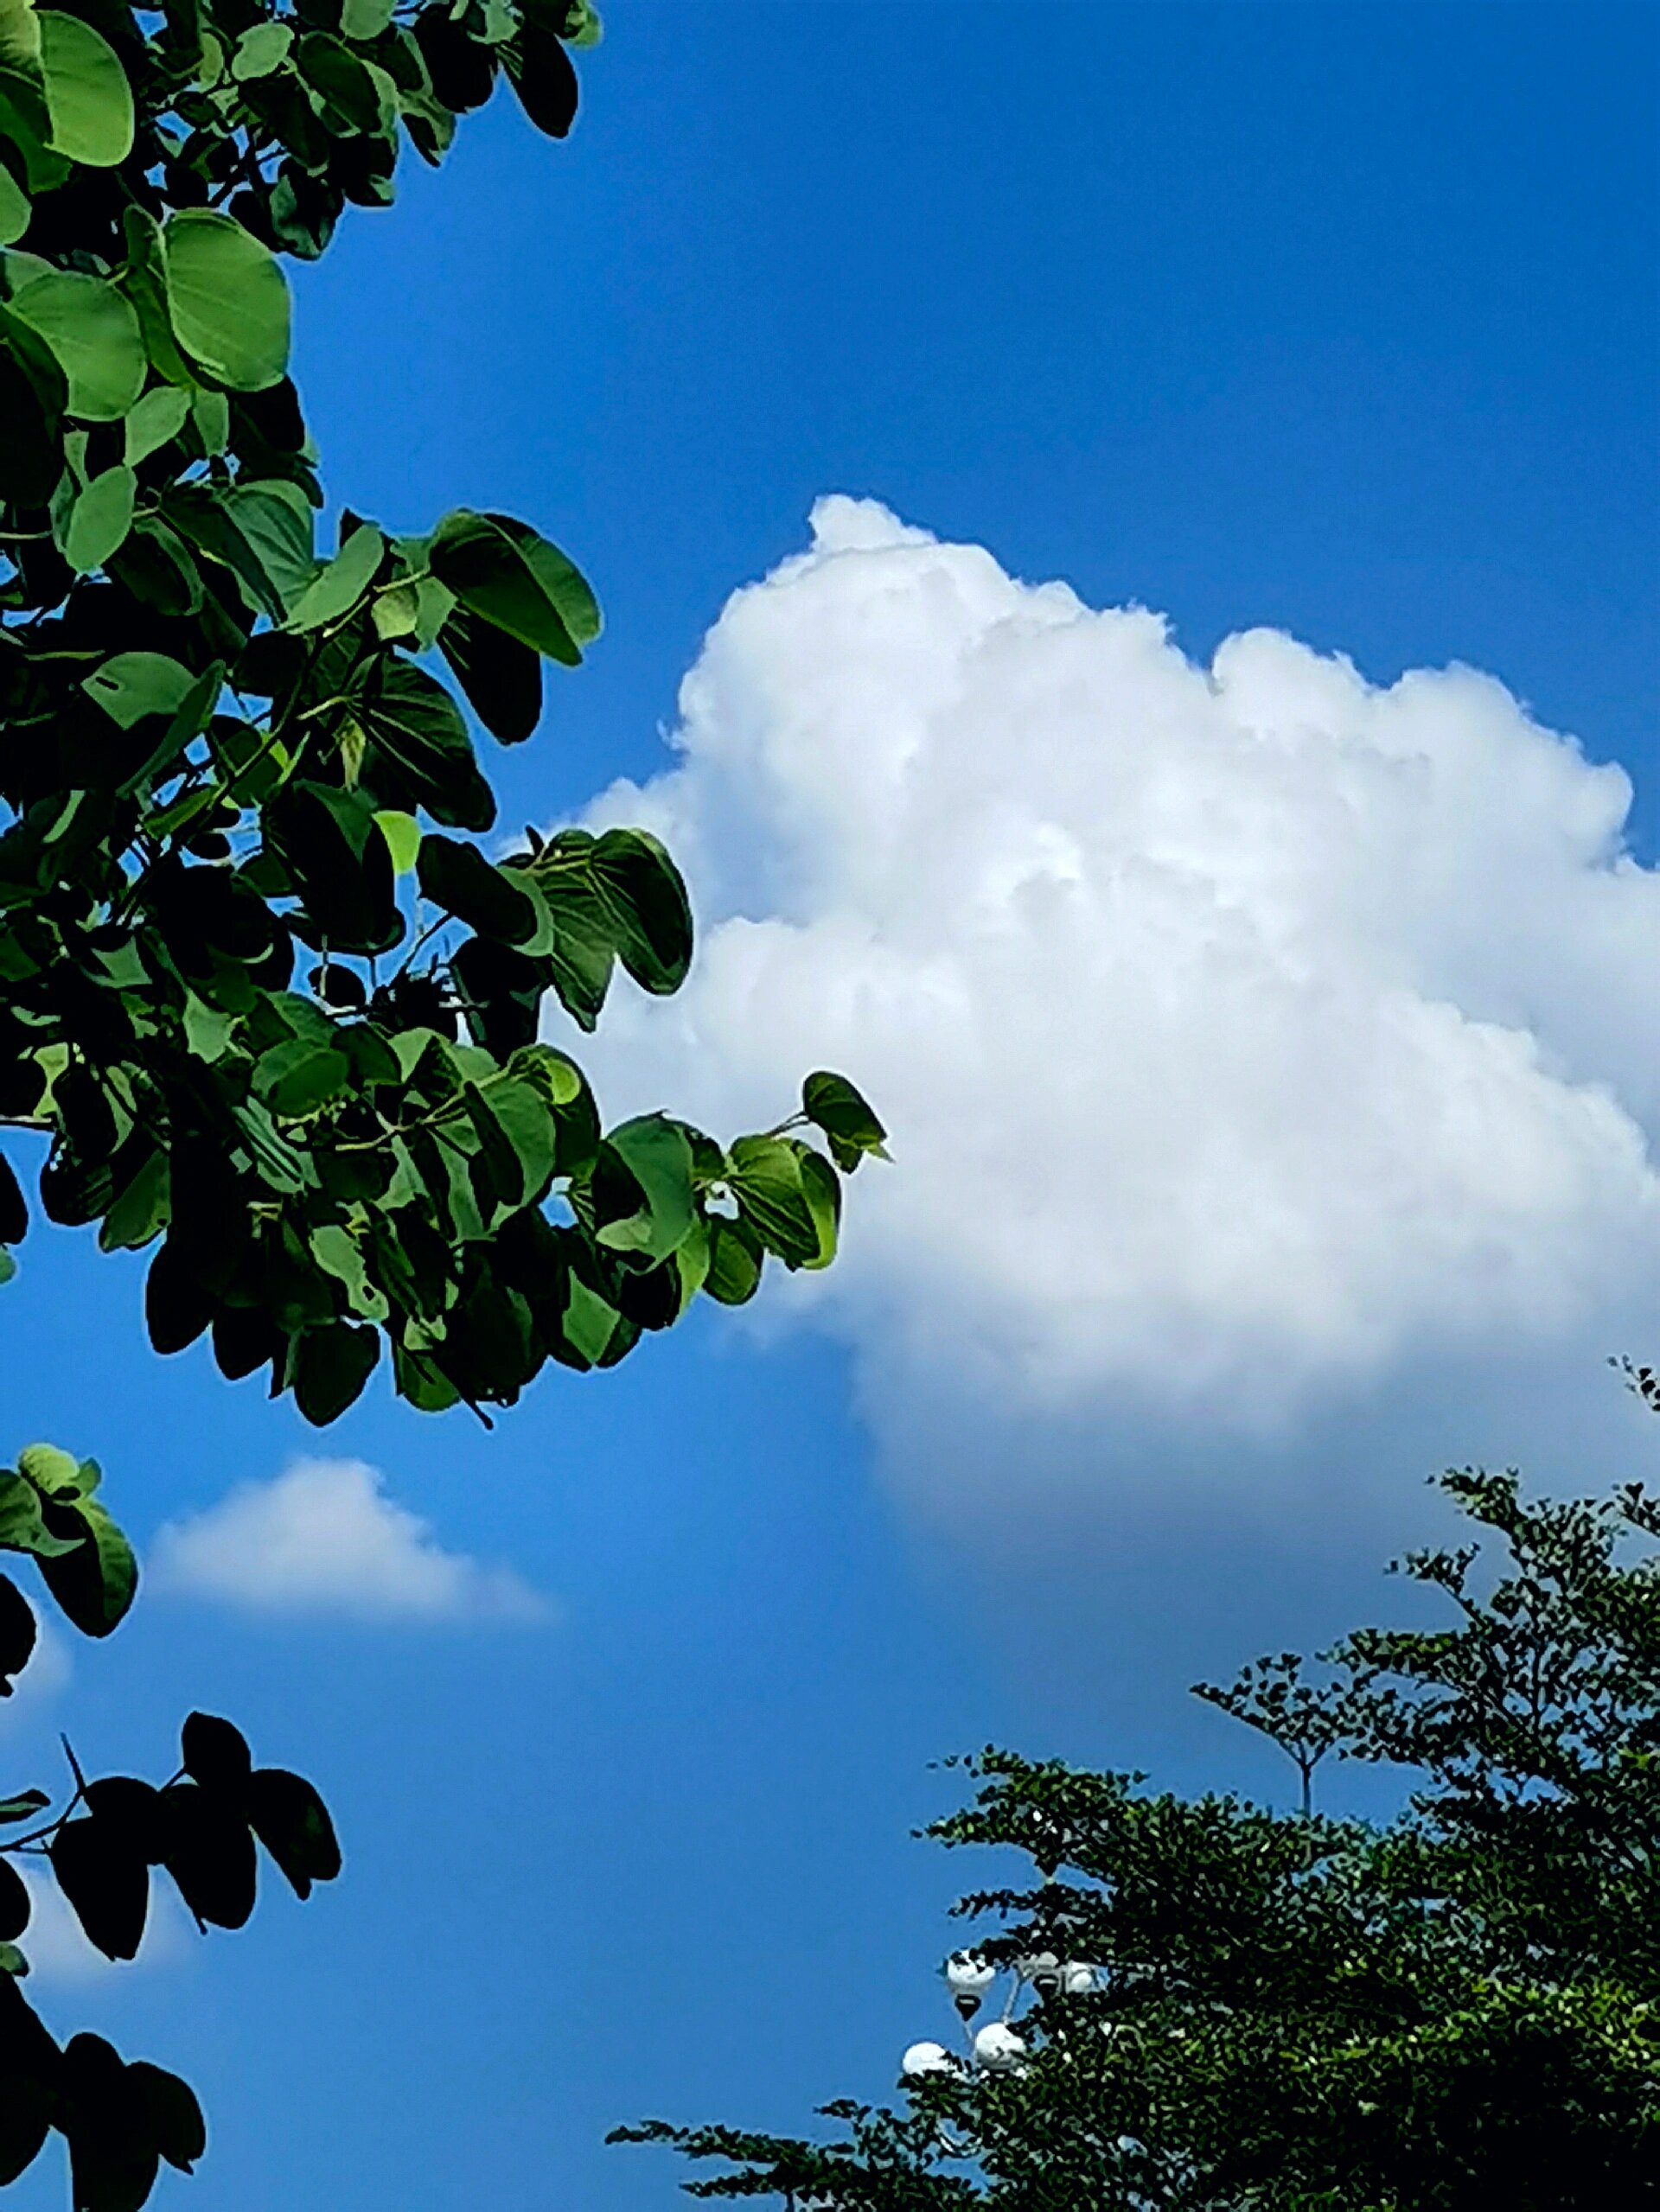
0;1153;27;1246
418;834;538;944
181;1713;252;1796
504;16;578;138
127;2062;205;2174
81;1779;167;1865
0;1857;30;1943
439;606;542;743
0;1572;36;1693
291;1322;380;1426
161;1782;256;1931
49;1817;150;1962
247;1767;341;1899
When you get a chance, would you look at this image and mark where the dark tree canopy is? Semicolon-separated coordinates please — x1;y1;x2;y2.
0;0;884;1428
617;1465;1660;2209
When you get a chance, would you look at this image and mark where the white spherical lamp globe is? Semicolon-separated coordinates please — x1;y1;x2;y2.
901;2040;953;2078
944;1952;996;1996
1061;1960;1100;1996
972;2021;1026;2074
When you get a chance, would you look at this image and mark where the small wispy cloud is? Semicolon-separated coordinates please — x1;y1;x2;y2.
148;1459;551;1624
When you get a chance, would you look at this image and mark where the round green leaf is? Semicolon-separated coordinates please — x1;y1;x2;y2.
0;163;29;246
61;463;135;573
429;508;600;665
163;209;290;392
374;808;420;876
82;650;198;729
123;381;190;464
37;10;133;167
230;20;292;78
6;269;145;419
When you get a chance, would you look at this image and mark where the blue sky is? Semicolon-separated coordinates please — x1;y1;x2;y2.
3;4;1658;2209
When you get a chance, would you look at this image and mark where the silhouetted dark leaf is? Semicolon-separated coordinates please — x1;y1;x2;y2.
181;1714;252;1797
161;1782;256;1930
247;1768;341;1899
50;1816;150;1962
0;1572;36;1693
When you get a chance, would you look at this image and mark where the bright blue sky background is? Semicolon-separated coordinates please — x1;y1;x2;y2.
3;4;1658;2208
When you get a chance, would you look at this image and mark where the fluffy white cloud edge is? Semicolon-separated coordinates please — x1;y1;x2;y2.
572;495;1660;1508
148;1459;551;1623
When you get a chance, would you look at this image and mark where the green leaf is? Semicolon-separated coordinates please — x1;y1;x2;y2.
590;828;693;993
310;1222;387;1319
0;1791;49;1825
16;1443;80;1497
418;833;537;942
0;0;42;70
593;1114;695;1260
123;381;190;464
108;513;203;618
428;509;599;666
801;1069;889;1169
292;1321;379;1424
225;480;315;611
467;1078;558;1208
6;268;145;419
563;0;602;48
118;203;194;384
701;1216;763;1304
285;520;385;631
189;382;230;455
81;650;196;730
296;29;388;132
723;1135;820;1269
0;1470;80;1557
341;0;395;37
163;209;290;391
374;808;420;876
38;10;134;167
99;1145;169;1253
36;1495;137;1635
0;303;65;503
0;163;29;246
265;780;400;955
350;654;493;831
230;19;292;77
503;14;578;138
253;1036;351;1119
797;1144;840;1269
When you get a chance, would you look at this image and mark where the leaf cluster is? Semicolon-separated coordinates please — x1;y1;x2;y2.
0;1444;338;2211
0;0;885;1418
617;1467;1660;2209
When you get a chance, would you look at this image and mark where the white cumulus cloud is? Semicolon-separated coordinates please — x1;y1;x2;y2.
149;1459;550;1623
575;497;1660;1510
